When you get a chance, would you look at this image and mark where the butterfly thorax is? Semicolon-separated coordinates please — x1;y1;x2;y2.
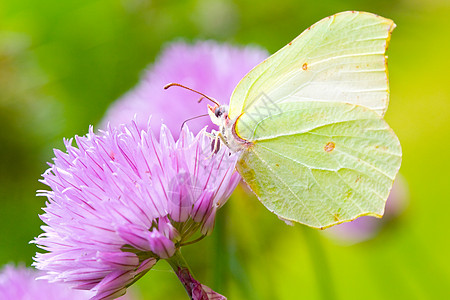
208;104;249;153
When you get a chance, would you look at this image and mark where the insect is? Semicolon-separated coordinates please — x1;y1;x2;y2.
166;11;402;229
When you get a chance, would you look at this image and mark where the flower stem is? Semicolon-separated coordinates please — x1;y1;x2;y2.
167;249;192;299
166;249;202;300
166;249;227;300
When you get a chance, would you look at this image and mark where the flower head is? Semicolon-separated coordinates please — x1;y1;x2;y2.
0;264;92;300
100;41;268;137
33;121;240;299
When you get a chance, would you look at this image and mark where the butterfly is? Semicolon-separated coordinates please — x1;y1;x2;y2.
167;11;402;229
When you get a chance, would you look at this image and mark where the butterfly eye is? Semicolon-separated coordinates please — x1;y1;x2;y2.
214;107;223;118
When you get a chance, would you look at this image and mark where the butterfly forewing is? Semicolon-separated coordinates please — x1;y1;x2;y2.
235;101;401;228
228;11;395;120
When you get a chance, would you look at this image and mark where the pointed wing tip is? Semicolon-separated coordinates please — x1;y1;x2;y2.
336;11;396;32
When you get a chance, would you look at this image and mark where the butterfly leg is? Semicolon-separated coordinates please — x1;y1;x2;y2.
212;134;221;154
204;130;216;140
204;130;222;158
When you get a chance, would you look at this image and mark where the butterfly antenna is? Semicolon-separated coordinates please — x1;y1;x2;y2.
180;114;210;130
164;83;220;106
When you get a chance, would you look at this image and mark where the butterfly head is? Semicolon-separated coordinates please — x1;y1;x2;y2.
208;104;229;126
162;82;229;127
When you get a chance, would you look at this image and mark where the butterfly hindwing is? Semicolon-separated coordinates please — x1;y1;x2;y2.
235;101;401;228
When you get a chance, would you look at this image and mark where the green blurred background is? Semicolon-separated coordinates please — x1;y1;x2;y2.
1;0;449;299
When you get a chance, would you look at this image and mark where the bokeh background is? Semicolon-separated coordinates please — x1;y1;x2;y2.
1;0;449;299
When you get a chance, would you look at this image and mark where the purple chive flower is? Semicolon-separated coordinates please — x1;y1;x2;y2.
322;175;409;245
33;121;240;300
0;264;92;299
100;41;268;136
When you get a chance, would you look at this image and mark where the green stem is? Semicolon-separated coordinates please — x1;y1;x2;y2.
166;249;202;300
166;249;190;271
166;249;226;300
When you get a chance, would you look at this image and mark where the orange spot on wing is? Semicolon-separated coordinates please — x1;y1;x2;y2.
375;145;389;151
324;142;335;152
289;42;292;45
302;63;308;70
